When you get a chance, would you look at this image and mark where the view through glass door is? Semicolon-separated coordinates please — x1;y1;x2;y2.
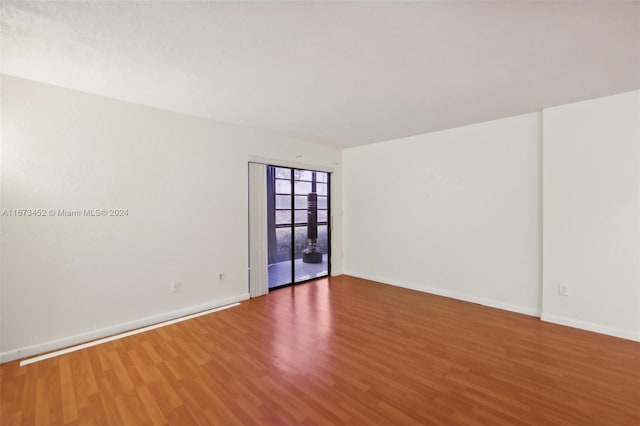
267;166;330;289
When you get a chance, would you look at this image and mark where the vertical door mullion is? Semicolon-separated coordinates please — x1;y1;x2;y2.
327;173;331;277
290;168;295;285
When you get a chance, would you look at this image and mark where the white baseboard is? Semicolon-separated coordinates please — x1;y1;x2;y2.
345;271;640;342
0;293;250;364
540;313;640;342
344;271;541;317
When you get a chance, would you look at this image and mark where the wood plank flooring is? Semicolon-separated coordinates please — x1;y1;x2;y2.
1;275;639;425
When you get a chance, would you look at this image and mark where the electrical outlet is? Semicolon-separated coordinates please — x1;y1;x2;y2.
558;284;568;297
171;281;181;293
217;272;225;283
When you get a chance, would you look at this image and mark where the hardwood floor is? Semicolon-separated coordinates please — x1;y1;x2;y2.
1;275;639;425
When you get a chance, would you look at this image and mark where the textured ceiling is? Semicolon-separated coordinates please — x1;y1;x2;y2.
2;1;639;148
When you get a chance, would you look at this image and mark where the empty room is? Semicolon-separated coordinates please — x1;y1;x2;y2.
1;1;639;425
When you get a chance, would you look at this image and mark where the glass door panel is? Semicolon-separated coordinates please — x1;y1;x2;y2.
294;169;329;283
266;166;330;289
267;167;293;288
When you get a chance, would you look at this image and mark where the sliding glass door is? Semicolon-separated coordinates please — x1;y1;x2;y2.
267;166;330;289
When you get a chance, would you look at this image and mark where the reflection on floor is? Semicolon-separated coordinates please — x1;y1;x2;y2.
268;254;329;288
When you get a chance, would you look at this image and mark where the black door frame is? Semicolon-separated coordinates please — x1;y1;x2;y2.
267;165;331;290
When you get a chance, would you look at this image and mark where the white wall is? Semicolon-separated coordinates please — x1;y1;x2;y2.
0;75;342;361
542;91;640;341
343;113;542;316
